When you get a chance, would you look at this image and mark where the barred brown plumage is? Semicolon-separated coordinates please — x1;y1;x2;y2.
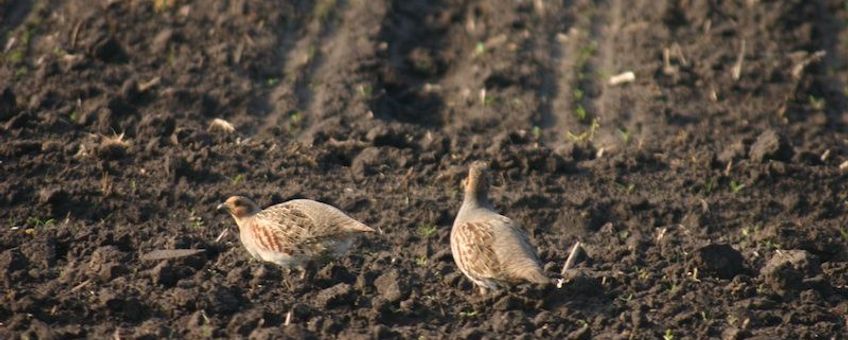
450;161;549;295
217;196;375;271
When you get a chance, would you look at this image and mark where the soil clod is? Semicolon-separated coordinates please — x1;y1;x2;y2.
691;244;746;280
760;250;826;297
749;129;792;163
314;283;354;309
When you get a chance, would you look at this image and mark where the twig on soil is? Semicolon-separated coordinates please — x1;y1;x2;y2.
138;76;161;92
284;311;292;326
4;37;16;53
70;279;92;293
234;42;244;64
608;71;635;86
71;21;82;49
656;227;668;242
556;241;584;288
208;118;236;134
840;160;848;173
140;249;205;261
698;198;710;214
671;43;688;66
560;241;583;275
731;39;746;81
214;229;229;243
663;48;678;76
790;50;826;80
821;149;831;162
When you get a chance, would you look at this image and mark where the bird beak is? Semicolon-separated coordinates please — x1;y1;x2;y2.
216;203;229;214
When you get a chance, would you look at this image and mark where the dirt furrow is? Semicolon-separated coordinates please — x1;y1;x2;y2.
297;0;389;143
807;0;847;136
263;0;387;143
372;0;472;127
260;1;320;137
541;0;605;148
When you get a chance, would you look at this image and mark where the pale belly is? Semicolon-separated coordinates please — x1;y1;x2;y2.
237;228;354;268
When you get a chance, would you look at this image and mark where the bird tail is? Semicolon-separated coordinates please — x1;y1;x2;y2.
346;220;377;233
517;266;551;284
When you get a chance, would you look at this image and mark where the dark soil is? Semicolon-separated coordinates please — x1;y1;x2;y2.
2;0;848;338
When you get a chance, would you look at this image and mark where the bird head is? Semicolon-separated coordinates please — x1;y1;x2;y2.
217;196;260;219
463;161;490;199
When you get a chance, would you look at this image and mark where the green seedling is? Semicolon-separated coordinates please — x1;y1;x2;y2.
289;111;303;124
230;174;245;185
532;126;541;139
7;50;24;64
357;84;373;97
617;293;633;302
664;329;674;340
573;88;584;101
614;181;635;194
474;42;486;56
703;177;716;194
729;180;745;194
808;95;826;111
189;210;204;228
576;42;597;66
574;105;588;121
617;128;631;144
483;93;497;106
415;255;428;267
27;217;55;228
459;310;479;318
417;224;438;239
565;118;599;142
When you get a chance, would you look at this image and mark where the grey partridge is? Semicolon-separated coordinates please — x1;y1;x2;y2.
217;196;375;271
450;162;549;294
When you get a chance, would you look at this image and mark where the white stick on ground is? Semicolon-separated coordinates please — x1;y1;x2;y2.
560;241;583;275
556;241;584;288
215;228;230;243
284;311;292;326
608;71;635;86
791;50;826;79
731;39;746;81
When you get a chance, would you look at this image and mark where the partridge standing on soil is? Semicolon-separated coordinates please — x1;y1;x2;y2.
217;196;375;273
451;162;550;294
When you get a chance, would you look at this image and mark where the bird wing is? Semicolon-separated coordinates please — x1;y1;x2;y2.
452;220;502;281
253;203;314;251
488;215;548;283
279;199;373;236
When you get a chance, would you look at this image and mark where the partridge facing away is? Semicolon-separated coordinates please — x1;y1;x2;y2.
450;162;549;294
217;196;375;270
